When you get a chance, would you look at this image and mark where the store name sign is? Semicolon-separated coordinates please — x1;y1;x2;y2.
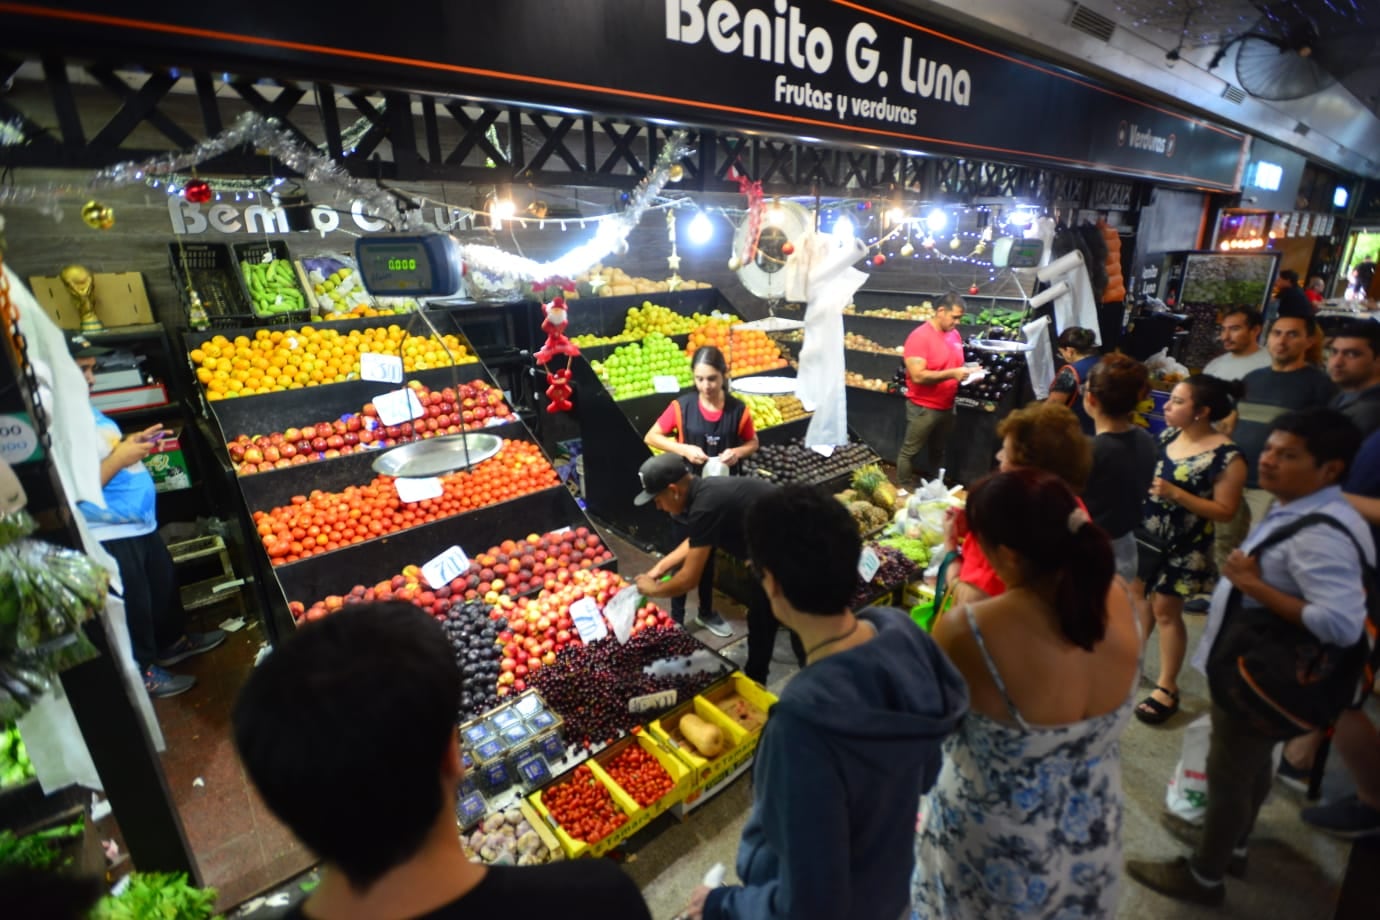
167;198;407;236
667;0;970;125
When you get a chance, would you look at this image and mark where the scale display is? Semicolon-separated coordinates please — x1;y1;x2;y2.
355;235;465;297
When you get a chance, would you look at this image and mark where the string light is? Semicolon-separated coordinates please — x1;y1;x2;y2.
687;211;714;245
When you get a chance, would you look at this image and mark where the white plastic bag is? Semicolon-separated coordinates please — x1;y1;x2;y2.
1165;713;1211;825
1144;348;1190;380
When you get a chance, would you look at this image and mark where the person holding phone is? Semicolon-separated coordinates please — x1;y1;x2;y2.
70;335;223;698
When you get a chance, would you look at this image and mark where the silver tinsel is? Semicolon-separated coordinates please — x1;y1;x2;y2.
460;130;694;285
90;112;404;225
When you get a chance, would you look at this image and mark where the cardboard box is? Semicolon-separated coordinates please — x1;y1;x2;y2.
27;272;154;330
140;428;192;493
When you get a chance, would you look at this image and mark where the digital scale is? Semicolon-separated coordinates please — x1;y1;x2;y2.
355;235;466;297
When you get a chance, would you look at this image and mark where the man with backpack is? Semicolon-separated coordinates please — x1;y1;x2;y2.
1127;408;1375;906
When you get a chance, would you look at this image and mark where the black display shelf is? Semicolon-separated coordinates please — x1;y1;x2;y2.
206;365;495;443
270;485;609;615
80;321;167;344
233;419;529;514
561;287;732;339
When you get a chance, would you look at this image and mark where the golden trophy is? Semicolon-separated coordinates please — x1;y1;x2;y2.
60;264;103;333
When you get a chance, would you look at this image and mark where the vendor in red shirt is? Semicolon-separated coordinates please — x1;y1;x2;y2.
948;402;1093;603
645;345;759;636
898;292;973;489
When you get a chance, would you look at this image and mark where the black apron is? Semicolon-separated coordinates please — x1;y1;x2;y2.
668;392;749;470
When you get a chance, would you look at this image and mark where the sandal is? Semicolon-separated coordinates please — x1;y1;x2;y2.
1135;685;1180;725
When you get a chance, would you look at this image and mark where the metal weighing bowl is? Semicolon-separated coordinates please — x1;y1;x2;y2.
371;432;503;478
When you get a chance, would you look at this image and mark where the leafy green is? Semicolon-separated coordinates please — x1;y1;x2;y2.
91;872;219;920
878;536;932;565
0;816;84;870
1;721;35;787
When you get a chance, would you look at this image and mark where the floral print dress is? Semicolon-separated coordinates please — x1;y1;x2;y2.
912;606;1138;919
1142;429;1243;597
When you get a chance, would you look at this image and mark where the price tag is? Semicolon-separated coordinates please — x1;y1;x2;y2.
422;545;471;589
810;443;836;458
569;596;608;644
373;387;426;426
395;476;443;503
653;375;681;394
628;689;678;713
858;546;881;582
360;352;404;384
604;586;643;644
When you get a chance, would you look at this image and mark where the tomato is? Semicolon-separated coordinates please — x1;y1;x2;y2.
542;764;628;843
604;745;675;807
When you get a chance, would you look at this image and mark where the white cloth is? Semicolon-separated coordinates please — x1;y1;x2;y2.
1201;349;1272;381
791;232;867;448
1051;261;1103;346
1023;316;1055;399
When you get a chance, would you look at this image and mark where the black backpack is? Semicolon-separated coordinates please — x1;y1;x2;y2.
1206;513;1380;740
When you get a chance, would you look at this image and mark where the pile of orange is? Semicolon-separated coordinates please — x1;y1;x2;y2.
685;320;788;377
189;324;477;401
254;439;559;565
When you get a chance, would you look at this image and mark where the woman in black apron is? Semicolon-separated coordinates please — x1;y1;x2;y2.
644;346;759;636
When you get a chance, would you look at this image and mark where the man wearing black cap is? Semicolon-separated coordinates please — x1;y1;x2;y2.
70;335;224;698
632;453;800;683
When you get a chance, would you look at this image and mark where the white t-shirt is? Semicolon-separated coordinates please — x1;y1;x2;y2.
1201;348;1272;381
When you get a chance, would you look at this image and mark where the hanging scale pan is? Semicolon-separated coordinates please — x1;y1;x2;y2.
734;200;811;302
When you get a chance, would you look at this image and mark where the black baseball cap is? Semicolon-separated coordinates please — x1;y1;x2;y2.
634;453;692;505
67;334;113;359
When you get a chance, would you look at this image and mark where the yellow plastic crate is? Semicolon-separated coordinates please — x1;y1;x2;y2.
648;694;755;791
701;673;777;741
594;730;693;819
526;761;649;859
516;799;566;862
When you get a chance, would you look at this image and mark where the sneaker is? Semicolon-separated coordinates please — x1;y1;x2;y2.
1184;597;1210;614
1159;812;1248;877
155;630;227;668
1301;795;1380;839
143;666;195;699
1125;857;1226;907
1276;756;1311;794
693;610;734;638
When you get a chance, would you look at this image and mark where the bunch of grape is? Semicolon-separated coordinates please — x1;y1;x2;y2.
443;599;507;716
530;630;726;747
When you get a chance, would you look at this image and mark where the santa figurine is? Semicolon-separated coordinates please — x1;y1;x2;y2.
534;290;580;413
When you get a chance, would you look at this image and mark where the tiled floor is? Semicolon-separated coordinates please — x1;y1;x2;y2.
152;608;314;911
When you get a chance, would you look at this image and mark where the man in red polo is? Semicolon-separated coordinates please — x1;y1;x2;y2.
897;292;971;488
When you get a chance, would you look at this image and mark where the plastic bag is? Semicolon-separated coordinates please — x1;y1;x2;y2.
1144;348;1190;380
1164;714;1211;825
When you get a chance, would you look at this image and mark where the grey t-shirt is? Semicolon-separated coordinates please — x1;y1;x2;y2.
1201;348;1271;381
1236;365;1337;486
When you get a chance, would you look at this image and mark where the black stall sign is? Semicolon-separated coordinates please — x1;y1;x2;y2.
3;1;1246;189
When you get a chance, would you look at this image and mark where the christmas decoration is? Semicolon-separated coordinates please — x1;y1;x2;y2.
900;242;915;257
781;241;795;256
183;178;213;204
79;201;114;230
733;174;765;266
969;284;980;295
457;130;694;285
668;164;685;182
872;254;887;266
533;287;582;414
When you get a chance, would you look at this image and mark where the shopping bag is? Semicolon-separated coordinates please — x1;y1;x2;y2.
1164;713;1211;825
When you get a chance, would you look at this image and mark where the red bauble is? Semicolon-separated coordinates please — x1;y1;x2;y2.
780;241;795;256
872;254;887;266
183;179;213;204
968;284;980;295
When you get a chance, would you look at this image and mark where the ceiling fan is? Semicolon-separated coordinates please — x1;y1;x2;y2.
1209;3;1378;101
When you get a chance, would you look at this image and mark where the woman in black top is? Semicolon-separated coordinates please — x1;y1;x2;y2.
645;346;759;635
1081;354;1158;583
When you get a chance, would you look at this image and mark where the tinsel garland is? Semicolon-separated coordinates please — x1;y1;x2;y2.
457;129;693;286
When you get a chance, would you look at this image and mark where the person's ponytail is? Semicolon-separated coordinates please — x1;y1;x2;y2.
1054;520;1114;651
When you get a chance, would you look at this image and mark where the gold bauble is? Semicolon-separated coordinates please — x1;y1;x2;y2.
668;164;685;182
81;201;115;230
949;237;962;250
899;242;915;257
728;255;742;271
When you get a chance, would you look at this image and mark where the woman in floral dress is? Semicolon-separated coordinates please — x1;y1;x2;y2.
913;469;1141;919
1134;376;1246;725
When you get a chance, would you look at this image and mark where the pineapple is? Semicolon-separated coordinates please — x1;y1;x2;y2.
851;464;898;512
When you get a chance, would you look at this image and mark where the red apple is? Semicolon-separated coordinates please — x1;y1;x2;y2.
243;446;263;464
262;445;281;463
311;436;329;452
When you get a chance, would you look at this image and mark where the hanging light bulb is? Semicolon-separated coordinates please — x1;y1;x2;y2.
687;211;714;245
925;208;948;234
834;214;855;240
